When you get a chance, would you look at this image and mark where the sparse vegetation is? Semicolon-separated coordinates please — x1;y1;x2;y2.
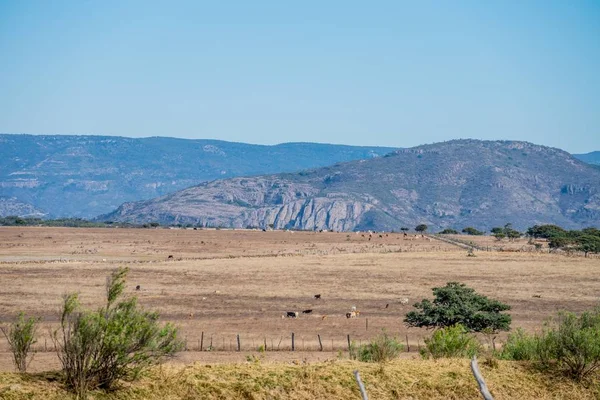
0;312;39;372
405;282;512;333
501;308;600;381
420;324;480;359
350;331;404;362
53;267;183;397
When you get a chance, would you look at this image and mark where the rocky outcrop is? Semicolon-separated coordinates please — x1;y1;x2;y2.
0;197;46;218
100;140;600;231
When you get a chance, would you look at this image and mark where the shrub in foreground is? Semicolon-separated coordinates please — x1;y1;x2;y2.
350;331;404;362
0;312;39;372
499;328;537;361
501;308;600;381
420;324;480;359
53;267;183;397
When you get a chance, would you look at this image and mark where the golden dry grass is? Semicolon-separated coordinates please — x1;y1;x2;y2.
1;359;599;400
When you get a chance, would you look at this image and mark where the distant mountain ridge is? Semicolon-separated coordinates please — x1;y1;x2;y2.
0;134;396;218
101;140;600;232
574;151;600;165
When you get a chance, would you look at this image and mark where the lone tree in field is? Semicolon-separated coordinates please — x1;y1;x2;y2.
415;224;428;233
54;267;183;397
404;282;512;333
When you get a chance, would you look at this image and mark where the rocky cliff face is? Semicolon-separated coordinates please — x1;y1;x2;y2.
0;197;45;218
101;140;600;231
0;134;396;218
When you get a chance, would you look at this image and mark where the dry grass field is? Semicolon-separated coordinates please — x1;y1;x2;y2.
1;226;599;374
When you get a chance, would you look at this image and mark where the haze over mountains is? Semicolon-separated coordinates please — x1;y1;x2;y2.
101;140;600;232
0;134;395;218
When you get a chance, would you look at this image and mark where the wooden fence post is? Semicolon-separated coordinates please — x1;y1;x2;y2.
237;334;241;352
318;334;323;351
347;334;351;351
366;318;368;331
200;331;204;351
291;332;295;351
405;334;410;352
471;356;494;400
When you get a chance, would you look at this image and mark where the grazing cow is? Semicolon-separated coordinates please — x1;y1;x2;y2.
188;312;194;319
346;311;360;318
286;311;299;318
168;255;174;259
321;315;327;320
400;298;409;305
135;285;141;291
385;303;389;309
302;309;313;314
314;294;321;299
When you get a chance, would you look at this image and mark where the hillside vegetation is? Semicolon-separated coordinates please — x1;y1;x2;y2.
102;140;600;231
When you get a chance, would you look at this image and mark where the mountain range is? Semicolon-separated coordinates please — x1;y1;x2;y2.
0;134;395;218
100;140;600;232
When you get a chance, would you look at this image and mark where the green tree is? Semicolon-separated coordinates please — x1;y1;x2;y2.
462;227;484;236
527;224;566;239
404;282;511;333
400;227;409;232
575;235;600;257
439;228;459;234
415;224;428;233
54;267;183;397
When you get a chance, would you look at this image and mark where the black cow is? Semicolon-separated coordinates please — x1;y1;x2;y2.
314;294;321;299
135;285;141;291
302;309;313;314
286;311;299;318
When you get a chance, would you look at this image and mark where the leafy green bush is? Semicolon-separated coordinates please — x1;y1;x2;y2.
53;267;183;397
404;282;511;333
420;324;480;359
350;331;404;362
499;328;537;361
0;312;39;372
500;308;600;381
537;310;600;380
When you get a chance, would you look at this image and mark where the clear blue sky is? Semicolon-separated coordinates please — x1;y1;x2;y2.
1;1;599;153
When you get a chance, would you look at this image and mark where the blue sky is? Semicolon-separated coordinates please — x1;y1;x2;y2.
0;1;599;153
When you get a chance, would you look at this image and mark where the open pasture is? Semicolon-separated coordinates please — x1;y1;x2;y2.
0;227;598;371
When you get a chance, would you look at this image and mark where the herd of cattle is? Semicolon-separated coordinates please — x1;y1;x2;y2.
283;295;409;320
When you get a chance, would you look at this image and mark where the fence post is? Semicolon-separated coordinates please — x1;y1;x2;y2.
318;334;323;351
366;318;368;331
237;334;241;352
405;334;410;352
291;332;295;351
347;334;351;351
264;337;267;351
200;331;204;351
